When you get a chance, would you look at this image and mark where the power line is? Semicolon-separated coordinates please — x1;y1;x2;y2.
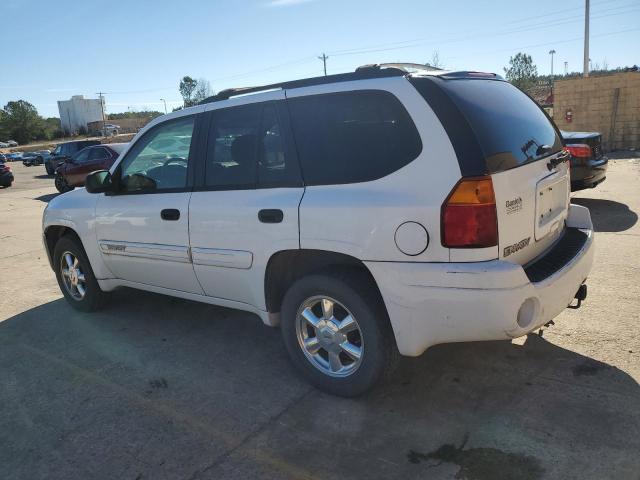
326;2;639;59
325;5;638;60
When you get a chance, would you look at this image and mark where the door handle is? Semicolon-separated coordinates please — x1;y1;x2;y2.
258;209;283;223
161;209;180;221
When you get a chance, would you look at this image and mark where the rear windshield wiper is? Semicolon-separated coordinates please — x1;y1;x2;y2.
547;150;570;171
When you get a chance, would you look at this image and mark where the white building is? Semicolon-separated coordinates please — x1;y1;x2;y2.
57;95;104;134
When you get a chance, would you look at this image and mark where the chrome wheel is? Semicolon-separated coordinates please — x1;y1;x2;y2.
295;296;364;378
60;251;87;300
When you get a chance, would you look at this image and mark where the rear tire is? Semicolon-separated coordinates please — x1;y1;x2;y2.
281;270;398;397
53;235;109;312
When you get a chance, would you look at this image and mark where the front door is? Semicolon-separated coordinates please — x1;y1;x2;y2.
66;147;105;185
95;112;204;294
189;94;304;309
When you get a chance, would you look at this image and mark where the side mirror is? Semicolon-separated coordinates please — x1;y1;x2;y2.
85;170;113;194
64;157;74;163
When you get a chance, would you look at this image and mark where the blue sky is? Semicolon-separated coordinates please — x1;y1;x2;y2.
1;0;638;118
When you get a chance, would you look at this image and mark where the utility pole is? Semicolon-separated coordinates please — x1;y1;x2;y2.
583;0;590;77
549;49;556;97
96;91;107;136
160;98;167;114
318;53;329;76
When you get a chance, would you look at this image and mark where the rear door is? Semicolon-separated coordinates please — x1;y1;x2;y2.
188;92;304;309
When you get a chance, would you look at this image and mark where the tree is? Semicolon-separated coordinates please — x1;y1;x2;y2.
1;100;43;145
504;53;538;91
179;76;198;107
426;51;444;69
193;78;213;104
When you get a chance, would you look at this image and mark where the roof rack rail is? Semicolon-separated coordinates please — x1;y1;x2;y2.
199;64;408;105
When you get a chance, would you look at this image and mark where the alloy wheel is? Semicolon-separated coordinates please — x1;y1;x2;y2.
295;296;364;377
60;251;87;300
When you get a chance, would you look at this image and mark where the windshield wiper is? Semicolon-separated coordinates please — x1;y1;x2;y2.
547;150;570;171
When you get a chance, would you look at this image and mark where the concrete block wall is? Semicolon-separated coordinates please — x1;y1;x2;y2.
553;72;640;150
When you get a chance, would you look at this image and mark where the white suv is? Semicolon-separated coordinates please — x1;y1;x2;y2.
42;64;594;396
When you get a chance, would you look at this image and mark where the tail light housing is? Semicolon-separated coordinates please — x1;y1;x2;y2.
441;176;498;248
565;144;591;159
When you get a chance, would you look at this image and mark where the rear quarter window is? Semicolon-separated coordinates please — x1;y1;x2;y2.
287;90;422;186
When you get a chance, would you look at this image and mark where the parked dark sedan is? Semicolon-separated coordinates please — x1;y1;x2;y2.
22;150;51;166
54;143;126;193
561;130;608;191
0;160;14;188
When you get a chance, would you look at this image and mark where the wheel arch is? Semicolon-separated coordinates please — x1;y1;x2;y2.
44;225;82;269
264;249;386;316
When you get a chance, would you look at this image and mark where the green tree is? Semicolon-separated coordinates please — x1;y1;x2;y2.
504;53;538;91
1;100;43;145
179;76;198;107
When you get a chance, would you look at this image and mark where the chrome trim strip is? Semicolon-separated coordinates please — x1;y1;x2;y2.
99;240;190;263
191;247;253;269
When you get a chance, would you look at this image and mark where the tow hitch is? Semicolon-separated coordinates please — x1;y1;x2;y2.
568;284;588;309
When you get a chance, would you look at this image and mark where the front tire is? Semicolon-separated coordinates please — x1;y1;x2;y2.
55;174;73;193
281;271;398;397
53;235;109;312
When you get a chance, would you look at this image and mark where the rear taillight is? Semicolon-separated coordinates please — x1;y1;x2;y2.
565;144;591;158
441;176;498;248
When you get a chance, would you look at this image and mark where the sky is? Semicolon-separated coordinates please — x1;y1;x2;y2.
1;0;638;118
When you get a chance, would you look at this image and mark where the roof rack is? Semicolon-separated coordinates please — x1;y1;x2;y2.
198;63;410;105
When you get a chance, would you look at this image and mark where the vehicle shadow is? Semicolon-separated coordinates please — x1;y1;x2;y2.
572;197;638;232
33;174;52;179
0;292;638;480
34;192;59;203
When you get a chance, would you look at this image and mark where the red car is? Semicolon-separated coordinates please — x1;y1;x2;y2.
54;144;126;193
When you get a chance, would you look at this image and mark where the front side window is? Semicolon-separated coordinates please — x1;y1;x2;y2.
287;90;422;186
118;116;194;192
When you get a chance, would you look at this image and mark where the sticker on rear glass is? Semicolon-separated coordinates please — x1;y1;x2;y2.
504;237;530;257
505;197;523;215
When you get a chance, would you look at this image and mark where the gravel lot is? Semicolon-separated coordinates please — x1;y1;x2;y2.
1;159;639;480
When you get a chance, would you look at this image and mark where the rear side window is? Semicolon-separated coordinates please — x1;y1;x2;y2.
287;90;422;186
204;101;300;189
411;78;562;174
88;147;110;161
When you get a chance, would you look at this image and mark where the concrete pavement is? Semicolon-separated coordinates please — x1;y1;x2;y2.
1;160;639;480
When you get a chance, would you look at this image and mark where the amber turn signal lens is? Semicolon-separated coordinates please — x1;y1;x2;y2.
446;177;496;205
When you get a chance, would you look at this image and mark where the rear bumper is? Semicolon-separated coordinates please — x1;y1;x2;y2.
0;172;13;185
366;204;594;357
570;157;608;190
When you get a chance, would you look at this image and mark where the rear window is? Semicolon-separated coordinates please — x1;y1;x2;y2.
287;90;422;186
411;78;562;174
